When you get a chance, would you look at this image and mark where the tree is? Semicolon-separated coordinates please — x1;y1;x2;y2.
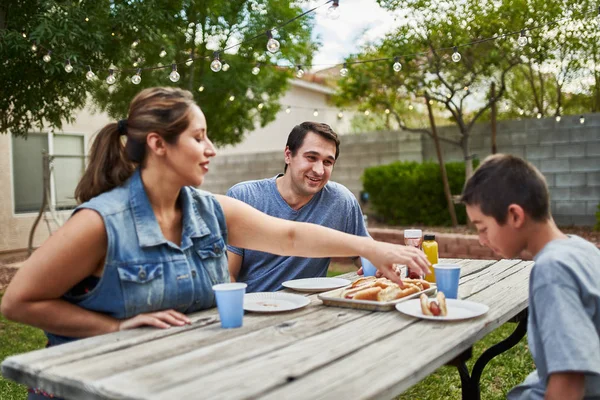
336;0;525;179
495;0;597;118
0;0;317;145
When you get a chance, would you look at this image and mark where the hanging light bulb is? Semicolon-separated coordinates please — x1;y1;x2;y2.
252;64;261;75
159;47;167;58
31;41;37;52
169;64;180;82
106;69;116;85
296;65;305;78
285;106;291;114
131;68;142;85
22;30;27;38
385;109;390;114
186;51;194;66
327;0;340;20
364;110;370;116
86;66;96;80
555;115;561;122
229;95;235;102
408;105;414;110
131;39;140;48
42;51;52;63
517;30;528;47
392;57;402;72
519;109;524;116
133;57;141;67
198;85;205;92
258;103;264;109
266;30;280;53
451;46;461;62
340;63;348;77
580;115;585;124
313;109;319;117
222;62;230;72
64;59;73;73
337;111;344;119
210;52;222;72
536;112;542;119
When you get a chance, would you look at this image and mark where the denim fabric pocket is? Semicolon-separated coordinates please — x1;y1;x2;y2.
194;236;229;285
117;263;165;318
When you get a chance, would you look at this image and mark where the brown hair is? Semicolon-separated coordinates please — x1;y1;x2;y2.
461;154;551;224
284;121;340;172
75;87;196;203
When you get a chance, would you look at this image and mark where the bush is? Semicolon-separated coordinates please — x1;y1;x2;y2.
362;161;471;226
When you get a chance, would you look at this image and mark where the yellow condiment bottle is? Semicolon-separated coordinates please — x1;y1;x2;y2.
422;234;438;283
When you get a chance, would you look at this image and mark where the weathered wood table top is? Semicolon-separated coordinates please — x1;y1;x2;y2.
2;258;533;400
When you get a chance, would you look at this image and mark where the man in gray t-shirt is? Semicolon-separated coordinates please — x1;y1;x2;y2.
226;122;369;292
507;235;600;400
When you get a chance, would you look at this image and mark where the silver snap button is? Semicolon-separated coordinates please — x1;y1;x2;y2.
138;270;147;280
214;244;222;254
192;270;197;278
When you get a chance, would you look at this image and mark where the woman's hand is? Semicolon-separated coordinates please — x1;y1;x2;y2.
118;310;192;331
364;242;430;285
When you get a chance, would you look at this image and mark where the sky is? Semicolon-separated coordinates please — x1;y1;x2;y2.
307;0;404;71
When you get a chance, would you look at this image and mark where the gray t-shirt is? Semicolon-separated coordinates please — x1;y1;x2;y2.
227;175;369;292
508;235;600;400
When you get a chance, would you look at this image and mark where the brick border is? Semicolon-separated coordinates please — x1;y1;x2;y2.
366;228;533;261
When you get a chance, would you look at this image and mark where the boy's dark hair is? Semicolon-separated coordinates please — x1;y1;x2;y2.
284;122;340;172
461;154;551;224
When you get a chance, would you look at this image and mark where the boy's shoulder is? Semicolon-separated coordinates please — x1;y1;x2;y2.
532;235;600;287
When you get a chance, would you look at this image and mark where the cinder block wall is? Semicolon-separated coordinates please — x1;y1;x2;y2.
202;114;600;226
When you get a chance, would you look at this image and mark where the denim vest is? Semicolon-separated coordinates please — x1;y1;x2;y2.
46;169;229;346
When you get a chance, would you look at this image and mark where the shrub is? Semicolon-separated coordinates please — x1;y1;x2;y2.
362;161;471;226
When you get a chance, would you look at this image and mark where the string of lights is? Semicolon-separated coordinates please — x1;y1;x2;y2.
9;2;599;124
17;0;335;84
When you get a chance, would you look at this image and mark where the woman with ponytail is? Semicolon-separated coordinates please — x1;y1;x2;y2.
2;87;429;398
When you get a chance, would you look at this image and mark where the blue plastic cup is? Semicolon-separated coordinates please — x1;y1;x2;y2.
433;264;461;299
361;257;378;277
212;282;247;329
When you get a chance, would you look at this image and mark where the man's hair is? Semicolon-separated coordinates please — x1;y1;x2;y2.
284;122;340;172
461;154;551;224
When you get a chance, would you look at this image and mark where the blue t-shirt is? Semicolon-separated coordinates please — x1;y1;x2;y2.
507;235;600;399
226;175;369;292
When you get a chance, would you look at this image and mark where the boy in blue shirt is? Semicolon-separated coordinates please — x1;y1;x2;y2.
461;154;600;400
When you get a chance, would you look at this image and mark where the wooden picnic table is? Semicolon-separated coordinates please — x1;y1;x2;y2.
2;258;533;400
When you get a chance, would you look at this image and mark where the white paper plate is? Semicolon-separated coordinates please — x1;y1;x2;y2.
282;277;351;293
244;292;310;313
395;298;489;321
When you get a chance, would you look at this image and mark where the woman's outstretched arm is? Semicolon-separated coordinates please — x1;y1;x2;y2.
216;195;430;284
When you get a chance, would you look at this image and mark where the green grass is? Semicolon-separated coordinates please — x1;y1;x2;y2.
0;293;48;399
0;290;535;400
397;323;534;399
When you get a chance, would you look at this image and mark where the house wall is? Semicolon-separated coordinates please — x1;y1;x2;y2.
218;80;352;156
201;114;600;226
0;106;110;253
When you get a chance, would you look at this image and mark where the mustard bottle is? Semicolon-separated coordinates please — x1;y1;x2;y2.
422;234;438;283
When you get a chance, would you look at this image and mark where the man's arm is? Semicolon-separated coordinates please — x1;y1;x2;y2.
227;250;243;282
545;373;585;400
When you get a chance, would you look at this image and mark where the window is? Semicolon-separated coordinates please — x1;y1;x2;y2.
12;132;85;213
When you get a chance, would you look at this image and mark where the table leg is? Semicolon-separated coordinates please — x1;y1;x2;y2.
449;309;528;400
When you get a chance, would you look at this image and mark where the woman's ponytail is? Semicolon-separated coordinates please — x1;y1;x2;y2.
74;122;136;204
